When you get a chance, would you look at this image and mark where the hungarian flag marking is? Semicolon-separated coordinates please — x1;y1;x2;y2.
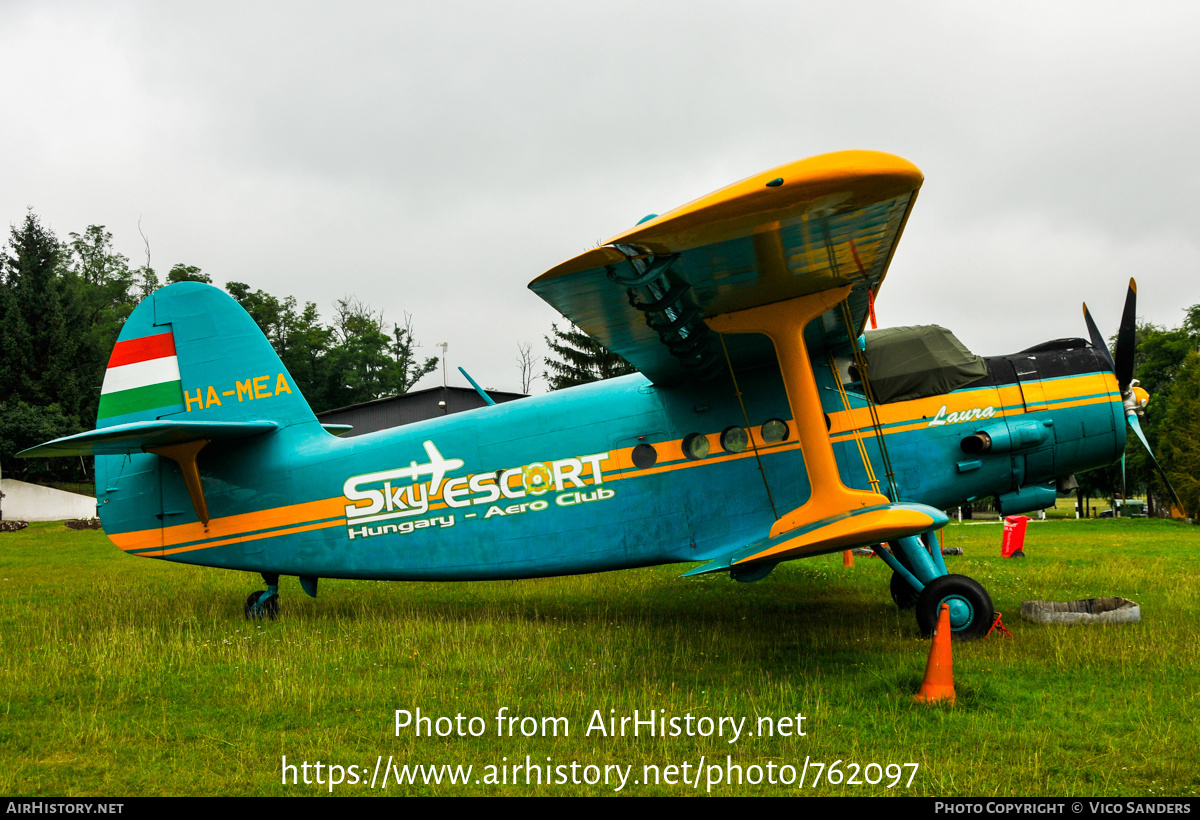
97;331;184;421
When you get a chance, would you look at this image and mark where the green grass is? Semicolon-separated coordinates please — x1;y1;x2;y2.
1;519;1198;796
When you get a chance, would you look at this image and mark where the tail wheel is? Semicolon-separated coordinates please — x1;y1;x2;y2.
915;574;993;641
244;590;280;620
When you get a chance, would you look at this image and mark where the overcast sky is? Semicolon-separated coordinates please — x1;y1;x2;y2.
3;1;1198;395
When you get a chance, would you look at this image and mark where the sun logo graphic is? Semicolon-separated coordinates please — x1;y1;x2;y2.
522;463;553;495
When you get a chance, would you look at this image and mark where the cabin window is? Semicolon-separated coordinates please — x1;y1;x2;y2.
682;433;710;460
720;426;749;453
631;443;658;469
761;418;789;443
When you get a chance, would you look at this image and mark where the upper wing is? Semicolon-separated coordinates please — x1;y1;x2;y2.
529;150;922;384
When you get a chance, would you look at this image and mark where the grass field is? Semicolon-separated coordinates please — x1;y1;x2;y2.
1;518;1197;797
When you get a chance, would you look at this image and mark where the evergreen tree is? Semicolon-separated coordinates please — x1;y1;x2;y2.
0;212;88;481
1161;351;1200;519
0;212;82;418
1088;305;1200;515
1127;310;1200;512
543;322;635;390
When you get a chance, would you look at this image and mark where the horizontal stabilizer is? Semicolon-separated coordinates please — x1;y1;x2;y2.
682;502;947;577
17;420;280;458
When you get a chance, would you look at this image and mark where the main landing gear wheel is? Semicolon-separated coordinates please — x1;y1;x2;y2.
244;590;280;620
890;571;920;610
887;541;920;609
915;574;993;641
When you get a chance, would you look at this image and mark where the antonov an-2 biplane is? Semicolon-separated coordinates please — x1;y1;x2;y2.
22;151;1172;640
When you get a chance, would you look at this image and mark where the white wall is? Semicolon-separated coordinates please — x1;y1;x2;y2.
0;479;96;522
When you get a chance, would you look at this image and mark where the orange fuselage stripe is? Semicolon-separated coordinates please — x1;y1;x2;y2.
113;374;1118;557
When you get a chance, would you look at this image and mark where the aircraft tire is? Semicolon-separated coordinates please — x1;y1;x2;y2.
889;571;920;609
915;574;993;641
244;590;281;620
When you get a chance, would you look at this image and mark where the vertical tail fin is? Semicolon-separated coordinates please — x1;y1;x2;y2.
98;282;317;429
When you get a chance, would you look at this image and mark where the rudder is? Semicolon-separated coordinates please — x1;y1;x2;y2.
97;282;317;429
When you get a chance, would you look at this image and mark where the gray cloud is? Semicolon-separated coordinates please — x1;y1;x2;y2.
2;0;1197;393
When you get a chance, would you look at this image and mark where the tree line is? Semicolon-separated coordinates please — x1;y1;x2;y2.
2;208;1195;519
1081;307;1200;518
0;212;437;483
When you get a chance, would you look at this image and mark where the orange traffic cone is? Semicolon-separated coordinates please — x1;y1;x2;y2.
913;602;955;704
843;550;854;567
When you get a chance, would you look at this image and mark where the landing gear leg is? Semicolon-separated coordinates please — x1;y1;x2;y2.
874;536;995;640
879;536;937;610
244;572;280;620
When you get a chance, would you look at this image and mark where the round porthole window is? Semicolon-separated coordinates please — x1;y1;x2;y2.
720;426;749;453
682;433;710;460
761;418;789;443
631;443;658;469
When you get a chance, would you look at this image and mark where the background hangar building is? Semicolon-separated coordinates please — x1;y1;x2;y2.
315;385;528;438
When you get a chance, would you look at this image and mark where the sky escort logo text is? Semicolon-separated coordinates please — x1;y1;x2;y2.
342;440;612;541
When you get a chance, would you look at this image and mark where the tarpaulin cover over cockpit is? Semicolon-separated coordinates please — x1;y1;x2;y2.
863;325;987;404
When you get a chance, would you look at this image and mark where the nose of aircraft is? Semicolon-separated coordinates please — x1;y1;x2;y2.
1127;380;1150;417
1082;279;1183;510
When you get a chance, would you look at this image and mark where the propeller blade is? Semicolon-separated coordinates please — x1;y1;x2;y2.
1083;302;1116;372
1113;278;1137;392
1126;412;1184;511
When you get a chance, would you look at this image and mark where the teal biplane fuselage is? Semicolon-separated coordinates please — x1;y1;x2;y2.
23;151;1148;639
92;291;1126;583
